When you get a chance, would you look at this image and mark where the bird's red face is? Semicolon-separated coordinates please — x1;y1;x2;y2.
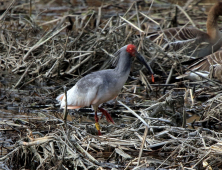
126;44;137;56
126;44;155;83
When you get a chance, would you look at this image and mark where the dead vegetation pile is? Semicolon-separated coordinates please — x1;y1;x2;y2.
1;0;222;169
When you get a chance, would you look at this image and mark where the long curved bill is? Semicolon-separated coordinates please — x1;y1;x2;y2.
136;51;154;83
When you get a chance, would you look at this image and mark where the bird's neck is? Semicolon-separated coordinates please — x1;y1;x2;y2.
206;3;220;40
114;52;132;77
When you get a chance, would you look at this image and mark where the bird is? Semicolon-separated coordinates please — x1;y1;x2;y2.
147;1;222;58
176;50;222;81
56;44;154;135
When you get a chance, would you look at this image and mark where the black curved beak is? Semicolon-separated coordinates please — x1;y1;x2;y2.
136;51;154;82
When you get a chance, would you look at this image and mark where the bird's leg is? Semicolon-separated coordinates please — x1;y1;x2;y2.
98;107;114;124
94;111;101;135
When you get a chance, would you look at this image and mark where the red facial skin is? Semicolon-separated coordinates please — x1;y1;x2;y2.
126;44;136;56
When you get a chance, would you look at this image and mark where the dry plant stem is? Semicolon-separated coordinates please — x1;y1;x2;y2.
139;12;160;26
45;53;62;77
39;15;75;26
19;74;43;89
148;0;154;13
182;106;186;128
101;16;113;33
183;0;194;10
127;13;137;22
140;70;153;91
67;51;94;53
147;140;177;149
69;52;93;60
118;100;150;128
138;30;145;50
155;145;181;170
134;163;149;170
56;31;69;77
29;0;32;17
139;11;169;43
57;131;98;167
69;137;100;165
0;120;28;127
23;24;68;61
63;28;70;55
144;100;170;117
19;136;55;146
96;7;102;31
119;16;144;33
67;55;92;74
122;28;133;46
181;142;206;154
145;37;175;63
61;133;67;164
144;117;172;124
123;1;135;17
176;5;196;27
14;61;33;89
63;86;68;123
72;11;95;44
97;136;138;146
79;160;88;170
165;64;174;84
12;62;28;73
0;0;16;21
135;2;141;34
0;147;20;161
150;84;177;87
137;126;148;166
31;146;44;165
106;150;115;162
115;148;132;159
199;133;206;149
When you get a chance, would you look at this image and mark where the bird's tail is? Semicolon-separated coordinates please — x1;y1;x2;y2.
56;93;64;103
176;74;188;79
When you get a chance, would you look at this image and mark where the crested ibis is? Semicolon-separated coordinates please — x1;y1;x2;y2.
57;44;154;135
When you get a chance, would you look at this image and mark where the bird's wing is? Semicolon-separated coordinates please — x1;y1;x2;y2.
176;51;222;81
148;27;205;42
147;27;209;53
188;51;222;71
59;74;103;108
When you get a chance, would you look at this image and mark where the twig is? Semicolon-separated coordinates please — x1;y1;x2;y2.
63;86;68;123
118;100;150;128
137;126;148;166
14;61;33;88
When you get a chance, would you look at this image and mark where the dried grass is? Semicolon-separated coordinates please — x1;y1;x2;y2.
0;0;222;169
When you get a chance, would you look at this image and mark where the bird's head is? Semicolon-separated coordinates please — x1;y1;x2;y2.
211;1;222;16
126;44;137;57
126;44;154;82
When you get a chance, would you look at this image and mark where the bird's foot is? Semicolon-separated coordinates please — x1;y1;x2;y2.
98;107;114;124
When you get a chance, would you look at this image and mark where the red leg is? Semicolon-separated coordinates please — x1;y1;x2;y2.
94;111;101;135
94;111;99;122
98;107;114;124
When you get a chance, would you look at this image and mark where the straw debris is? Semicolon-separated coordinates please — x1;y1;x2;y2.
1;0;222;169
